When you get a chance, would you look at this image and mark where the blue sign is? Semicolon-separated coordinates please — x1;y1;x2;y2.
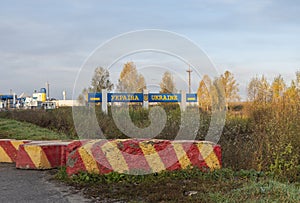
88;93;102;103
108;93;143;102
148;93;181;102
88;92;197;103
0;95;14;100
186;94;197;102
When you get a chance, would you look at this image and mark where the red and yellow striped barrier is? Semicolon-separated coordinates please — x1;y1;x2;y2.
0;139;31;163
16;141;72;169
66;139;221;175
65;140;92;159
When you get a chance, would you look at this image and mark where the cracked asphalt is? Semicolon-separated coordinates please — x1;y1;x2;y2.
0;163;91;203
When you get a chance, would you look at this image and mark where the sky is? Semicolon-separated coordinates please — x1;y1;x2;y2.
1;0;300;100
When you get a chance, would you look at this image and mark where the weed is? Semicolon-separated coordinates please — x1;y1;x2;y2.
1;103;300;181
55;167;299;202
0;118;68;140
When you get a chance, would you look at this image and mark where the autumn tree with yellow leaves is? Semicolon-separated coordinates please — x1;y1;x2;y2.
117;62;146;92
159;71;177;93
271;75;286;103
197;75;211;110
220;70;240;108
284;80;298;104
247;72;300;105
248;75;271;104
197;72;235;111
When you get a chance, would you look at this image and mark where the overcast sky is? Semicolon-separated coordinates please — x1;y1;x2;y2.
1;0;300;100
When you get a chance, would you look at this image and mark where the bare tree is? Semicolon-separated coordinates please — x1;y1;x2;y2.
77;67;113;103
160;71;177;93
90;67;114;92
78;88;89;105
296;71;300;88
248;76;260;102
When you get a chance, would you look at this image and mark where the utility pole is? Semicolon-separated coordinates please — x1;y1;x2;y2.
186;66;192;93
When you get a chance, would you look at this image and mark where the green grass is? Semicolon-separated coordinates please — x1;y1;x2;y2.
0;118;69;140
55;167;300;202
209;180;300;203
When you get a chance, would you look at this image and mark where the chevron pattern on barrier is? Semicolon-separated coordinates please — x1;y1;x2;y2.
0;139;31;163
65;139;92;161
16;141;72;169
66;139;221;175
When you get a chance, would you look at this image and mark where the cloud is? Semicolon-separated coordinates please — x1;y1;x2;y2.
0;0;299;100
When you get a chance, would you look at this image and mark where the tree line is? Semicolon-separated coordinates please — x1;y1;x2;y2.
247;73;300;105
78;62;177;103
79;61;300;108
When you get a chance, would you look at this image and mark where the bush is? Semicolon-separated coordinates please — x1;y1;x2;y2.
1;102;300;182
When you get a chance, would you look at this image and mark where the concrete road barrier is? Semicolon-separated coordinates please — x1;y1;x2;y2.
16;141;73;169
0;138;221;174
65;139;92;162
0;139;31;163
66;139;222;175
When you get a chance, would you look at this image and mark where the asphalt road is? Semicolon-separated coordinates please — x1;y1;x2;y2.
0;163;91;203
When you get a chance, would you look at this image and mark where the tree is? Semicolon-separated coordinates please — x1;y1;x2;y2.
160;71;177;93
137;74;146;92
90;67;114;92
284;80;298;104
258;75;271;103
197;75;211;110
211;77;226;111
77;67;113;104
247;75;272;104
248;76;260;102
117;62;146;92
220;71;240;106
271;75;286;103
296;71;300;88
78;87;89;105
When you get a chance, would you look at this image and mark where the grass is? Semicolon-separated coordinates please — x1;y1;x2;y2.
55;167;300;202
0;108;299;201
209;180;300;203
0;118;69;140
